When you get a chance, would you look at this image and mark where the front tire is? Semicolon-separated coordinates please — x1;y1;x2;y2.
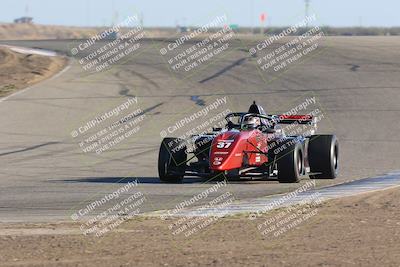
225;169;241;181
158;138;187;183
308;135;339;179
277;141;303;183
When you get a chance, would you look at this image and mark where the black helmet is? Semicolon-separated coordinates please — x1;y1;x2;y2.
248;101;266;115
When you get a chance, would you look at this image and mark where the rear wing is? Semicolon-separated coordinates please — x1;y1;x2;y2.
272;114;316;125
224;112;317;128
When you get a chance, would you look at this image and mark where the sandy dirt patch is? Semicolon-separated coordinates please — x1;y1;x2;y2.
0;187;399;266
0;23;173;41
0;23;100;40
0;47;67;98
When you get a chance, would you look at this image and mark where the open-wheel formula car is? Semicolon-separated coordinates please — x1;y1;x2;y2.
158;102;338;183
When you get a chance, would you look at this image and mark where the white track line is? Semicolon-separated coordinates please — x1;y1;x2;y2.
151;171;400;217
0;44;57;57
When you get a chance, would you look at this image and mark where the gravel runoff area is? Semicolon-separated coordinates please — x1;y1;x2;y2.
0;187;399;267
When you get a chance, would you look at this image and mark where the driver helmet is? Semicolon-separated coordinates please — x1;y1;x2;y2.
243;116;261;129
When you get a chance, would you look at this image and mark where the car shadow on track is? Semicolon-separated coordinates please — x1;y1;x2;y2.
58;177;205;184
57;176;278;184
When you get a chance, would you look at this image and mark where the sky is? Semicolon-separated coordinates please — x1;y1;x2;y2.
1;0;399;27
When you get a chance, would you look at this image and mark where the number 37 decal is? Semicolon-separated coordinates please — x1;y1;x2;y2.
216;140;234;149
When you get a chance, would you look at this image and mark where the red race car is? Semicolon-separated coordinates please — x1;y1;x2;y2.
158;102;338;183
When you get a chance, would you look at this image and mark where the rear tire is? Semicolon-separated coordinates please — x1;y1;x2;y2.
158;138;187;183
308;135;339;179
277;141;303;183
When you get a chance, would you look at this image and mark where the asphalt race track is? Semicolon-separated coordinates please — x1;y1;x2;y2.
0;36;399;222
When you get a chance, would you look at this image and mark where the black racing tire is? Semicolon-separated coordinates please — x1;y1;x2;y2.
277;141;303;183
225;169;241;181
158;138;187;183
208;171;225;181
308;135;339;179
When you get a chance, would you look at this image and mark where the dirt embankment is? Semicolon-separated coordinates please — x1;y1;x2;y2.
0;187;399;266
0;47;67;97
0;23;173;40
0;23;101;40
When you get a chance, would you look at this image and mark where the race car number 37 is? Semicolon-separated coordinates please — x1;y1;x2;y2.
216;140;234;149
